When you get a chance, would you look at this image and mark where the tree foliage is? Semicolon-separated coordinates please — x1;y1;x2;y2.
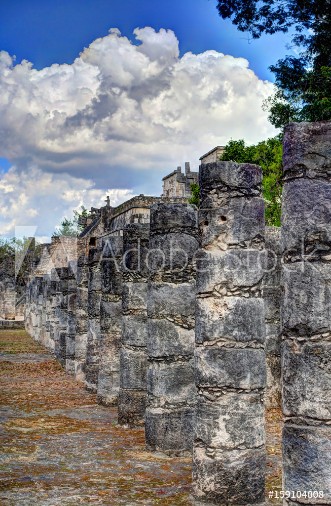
0;237;39;288
216;0;331;127
189;182;200;207
52;206;89;237
220;136;283;226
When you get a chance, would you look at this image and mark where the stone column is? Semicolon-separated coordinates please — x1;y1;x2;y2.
53;267;63;360
65;260;77;375
193;161;266;504
97;235;123;406
49;268;59;353
85;244;101;392
75;240;89;382
281;121;331;505
57;267;68;368
119;224;149;426
145;203;198;455
263;227;282;408
34;276;43;344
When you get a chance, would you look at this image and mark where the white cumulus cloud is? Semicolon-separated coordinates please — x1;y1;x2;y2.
0;27;277;237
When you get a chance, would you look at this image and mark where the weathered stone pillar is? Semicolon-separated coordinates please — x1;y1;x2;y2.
193;161;266;504
119;223;149;426
75;240;89;382
53;267;63;360
97;235;123;405
85;244;101;392
49;268;59;353
263;227;281;408
57;267;68;368
65;260;77;375
281;121;331;504
145;203;198;455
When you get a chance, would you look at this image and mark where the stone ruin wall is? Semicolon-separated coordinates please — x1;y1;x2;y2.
23;121;331;505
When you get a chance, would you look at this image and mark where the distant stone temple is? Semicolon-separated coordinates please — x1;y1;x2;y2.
199;145;225;165
162;162;198;198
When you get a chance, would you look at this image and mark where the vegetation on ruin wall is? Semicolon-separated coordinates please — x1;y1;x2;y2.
220;137;283;227
215;0;331;128
0;237;39;287
52;206;89;237
190;137;282;227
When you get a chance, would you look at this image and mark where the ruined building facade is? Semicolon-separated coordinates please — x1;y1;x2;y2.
10;124;331;504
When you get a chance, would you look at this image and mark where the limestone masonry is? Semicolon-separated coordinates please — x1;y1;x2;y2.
3;126;331;505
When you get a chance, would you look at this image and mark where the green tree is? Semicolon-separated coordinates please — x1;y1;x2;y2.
216;0;331;127
52;206;89;237
220;137;283;226
189;182;200;207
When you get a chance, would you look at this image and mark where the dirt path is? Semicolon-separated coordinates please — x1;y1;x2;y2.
0;330;282;505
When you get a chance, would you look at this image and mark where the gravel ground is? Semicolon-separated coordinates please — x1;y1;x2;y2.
0;329;282;505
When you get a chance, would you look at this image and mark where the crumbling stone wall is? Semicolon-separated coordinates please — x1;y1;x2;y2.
119;223;149;426
281;121;331;504
193;161;266;504
145;203;198;455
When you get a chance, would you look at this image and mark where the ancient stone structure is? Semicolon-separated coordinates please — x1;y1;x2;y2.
65;261;77;375
16;128;331;504
145;203;198;455
193;161;266;504
162;162;198;198
119;223;149;426
263;227;281;408
97;235;123;405
281;121;331;504
199;146;225;165
75;240;89;382
85;242;102;392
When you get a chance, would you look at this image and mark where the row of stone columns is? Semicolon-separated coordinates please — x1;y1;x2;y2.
24;121;330;506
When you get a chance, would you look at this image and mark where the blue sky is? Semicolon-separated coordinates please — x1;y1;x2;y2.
0;0;290;237
0;0;293;80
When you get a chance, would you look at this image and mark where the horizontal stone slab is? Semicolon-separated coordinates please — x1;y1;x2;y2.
118;389;146;427
282;262;331;336
195;348;266;390
196;296;265;344
282;179;331;259
122;314;147;347
199;197;265;250
147;282;196;318
282;340;331;420
193;445;265;504
283;424;331;504
145;406;195;454
148;233;199;273
195;393;265;450
283;121;331;180
120;348;147;390
196;250;265;294
147;319;194;357
199;162;262;206
147;360;196;406
150;203;198;234
122;282;147;311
